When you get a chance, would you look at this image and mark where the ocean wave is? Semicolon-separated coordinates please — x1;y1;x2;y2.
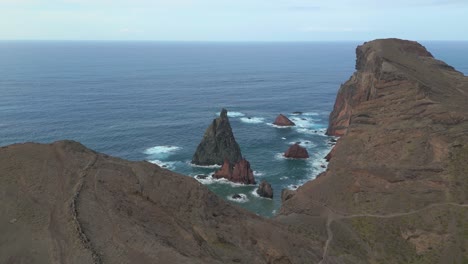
194;175;255;187
266;123;294;129
188;161;222;169
288;140;316;148
250;188;272;199
253;171;265;177
296;128;327;136
227;193;249;203
216;111;245;117
144;145;181;159
148;159;177;170
303;112;320;116
240;117;265;124
289;116;317;128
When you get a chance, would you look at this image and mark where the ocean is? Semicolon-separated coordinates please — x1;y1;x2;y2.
1;41;467;217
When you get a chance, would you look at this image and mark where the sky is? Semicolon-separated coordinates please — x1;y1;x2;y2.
0;0;467;41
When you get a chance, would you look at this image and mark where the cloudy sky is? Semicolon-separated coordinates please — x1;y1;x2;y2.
0;0;467;41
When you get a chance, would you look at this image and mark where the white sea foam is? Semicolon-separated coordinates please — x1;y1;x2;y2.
303;112;320;116
266;123;293;129
227;193;249;203
280;176;289;180
194;175;255;187
216;111;245;117
288;139;316;148
289;116;316;128
188;161;222;169
287;184;299;190
251;188;273;199
281;137;286;140
297;128;327;136
144;145;181;159
253;171;265;177
148;160;177;170
240;117;265;124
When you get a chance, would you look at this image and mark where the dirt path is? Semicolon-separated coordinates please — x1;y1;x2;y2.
317;202;468;264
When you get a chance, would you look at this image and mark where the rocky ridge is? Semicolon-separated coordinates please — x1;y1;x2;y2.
0;140;321;264
279;38;468;263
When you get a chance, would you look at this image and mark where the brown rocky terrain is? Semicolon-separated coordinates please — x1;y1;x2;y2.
0;140;322;264
1;39;467;264
279;38;468;263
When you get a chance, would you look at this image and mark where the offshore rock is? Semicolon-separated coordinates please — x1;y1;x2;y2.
214;158;256;185
273;114;295;126
284;143;309;159
192;108;242;165
256;180;273;199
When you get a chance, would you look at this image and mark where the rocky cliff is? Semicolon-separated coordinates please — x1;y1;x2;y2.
192;109;243;166
0;140;322;264
279;39;468;263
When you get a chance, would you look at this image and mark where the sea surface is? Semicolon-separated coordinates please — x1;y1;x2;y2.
1;41;467;217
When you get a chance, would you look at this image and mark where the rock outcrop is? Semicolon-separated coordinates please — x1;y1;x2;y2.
279;39;468;263
284;143;309;159
256;180;273;198
273;114;295;126
213;158;256;184
0;140;321;264
192;109;242;166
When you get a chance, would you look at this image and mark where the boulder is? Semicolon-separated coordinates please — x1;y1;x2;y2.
214;158;256;184
256;180;273;199
192;108;243;165
273;114;295;126
284;143;309;159
281;189;296;202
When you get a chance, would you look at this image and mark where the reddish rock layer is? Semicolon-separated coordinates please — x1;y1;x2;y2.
214;158;256;184
279;38;468;263
284;143;309;159
273;114;295;126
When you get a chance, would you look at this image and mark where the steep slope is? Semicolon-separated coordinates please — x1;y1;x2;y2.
192;109;243;166
0;140;323;264
279;39;468;263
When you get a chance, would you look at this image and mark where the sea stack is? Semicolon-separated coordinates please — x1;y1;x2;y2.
284;143;309;159
256;180;273;198
214;158;256;184
192;108;243;165
273;114;295;126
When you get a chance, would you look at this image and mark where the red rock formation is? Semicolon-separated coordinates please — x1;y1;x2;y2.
213;158;232;179
273;114;295;126
284;143;309;159
214;158;256;184
326;39;434;136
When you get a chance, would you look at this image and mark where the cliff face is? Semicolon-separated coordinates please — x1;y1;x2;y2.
280;39;468;263
327;39;434;136
0;140;322;264
192;109;243;166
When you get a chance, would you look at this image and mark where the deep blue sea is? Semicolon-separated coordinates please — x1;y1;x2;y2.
1;41;467;217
